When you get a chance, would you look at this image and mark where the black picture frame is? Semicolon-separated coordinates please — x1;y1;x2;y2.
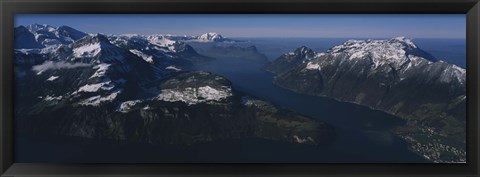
1;0;479;176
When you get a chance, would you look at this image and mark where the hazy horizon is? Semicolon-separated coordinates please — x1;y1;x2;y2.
15;14;465;39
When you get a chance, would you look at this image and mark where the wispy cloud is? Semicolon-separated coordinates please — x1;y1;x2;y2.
32;61;91;73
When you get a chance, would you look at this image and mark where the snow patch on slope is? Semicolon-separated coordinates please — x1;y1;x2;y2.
73;43;101;58
305;62;321;70
117;100;143;113
439;64;466;83
79;89;123;106
44;95;63;101
75;80;115;93
129;49;154;63
90;64;110;79
156;86;232;105
47;76;59;81
165;66;182;71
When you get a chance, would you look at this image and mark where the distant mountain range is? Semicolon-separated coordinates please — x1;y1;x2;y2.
265;37;466;163
15;24;238;49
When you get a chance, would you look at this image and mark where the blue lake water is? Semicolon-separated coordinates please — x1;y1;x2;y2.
191;58;427;163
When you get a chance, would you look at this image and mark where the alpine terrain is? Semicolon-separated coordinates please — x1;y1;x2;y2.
265;37;466;163
14;24;334;148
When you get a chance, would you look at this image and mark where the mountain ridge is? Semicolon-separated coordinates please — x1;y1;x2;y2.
265;37;466;163
14;24;334;148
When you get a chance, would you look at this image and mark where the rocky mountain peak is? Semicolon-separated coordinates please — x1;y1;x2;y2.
198;32;224;42
324;37;438;70
69;34;129;64
390;36;417;48
73;34;112;47
293;46;316;59
15;24;88;49
15;25;29;33
26;23;55;33
57;25;87;41
14;25;44;49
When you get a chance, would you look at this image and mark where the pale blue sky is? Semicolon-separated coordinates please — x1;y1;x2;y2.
15;14;466;39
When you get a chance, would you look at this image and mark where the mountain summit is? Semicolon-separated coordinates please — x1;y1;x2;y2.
327;37;438;67
197;32;225;42
17;24;87;48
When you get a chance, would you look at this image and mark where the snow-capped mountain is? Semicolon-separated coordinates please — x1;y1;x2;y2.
264;46;316;74
14;25;220;142
20;33;170;111
14;24;89;64
110;32;237;44
265;37;466;162
197;32;225;42
323;36;439;70
109;34;212;68
165;32;238;43
14;26;234;69
14;25;44;49
22;24;87;48
268;37;464;87
13;25;197;112
14;24;211;70
70;34;126;63
14;24;332;147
